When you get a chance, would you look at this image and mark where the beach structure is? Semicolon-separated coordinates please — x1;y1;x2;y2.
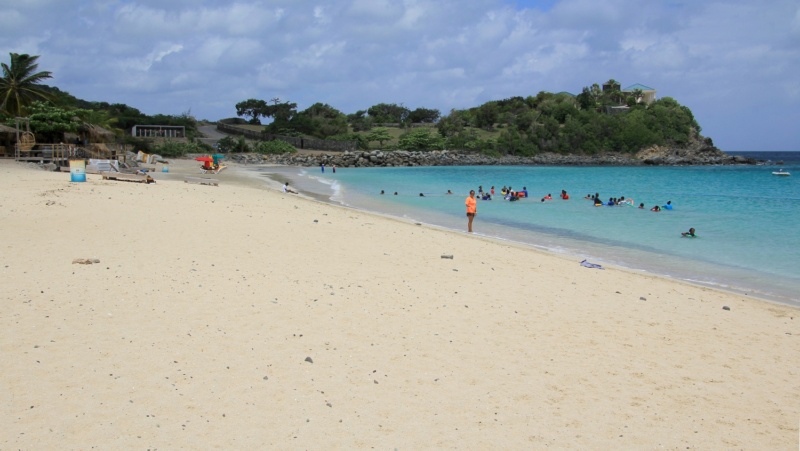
0;123;16;157
12;117;68;164
131;125;186;139
9;117;124;165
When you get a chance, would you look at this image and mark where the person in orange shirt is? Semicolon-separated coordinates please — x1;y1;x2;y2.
465;190;477;233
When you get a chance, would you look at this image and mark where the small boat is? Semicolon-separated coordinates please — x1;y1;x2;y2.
772;169;791;176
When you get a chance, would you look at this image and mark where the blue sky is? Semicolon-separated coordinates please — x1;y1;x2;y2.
1;0;798;151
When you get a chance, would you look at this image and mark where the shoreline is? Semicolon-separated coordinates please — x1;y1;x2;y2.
244;163;799;308
2;158;798;449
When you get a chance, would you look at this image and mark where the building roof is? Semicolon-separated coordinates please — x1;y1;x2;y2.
556;91;575;97
0;124;17;134
623;83;655;91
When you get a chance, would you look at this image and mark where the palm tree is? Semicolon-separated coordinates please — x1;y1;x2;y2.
601;79;623;105
632;88;644;104
0;53;53;117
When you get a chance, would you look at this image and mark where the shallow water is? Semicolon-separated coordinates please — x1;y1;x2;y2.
255;151;800;306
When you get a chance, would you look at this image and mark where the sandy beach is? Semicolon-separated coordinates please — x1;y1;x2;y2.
1;158;798;449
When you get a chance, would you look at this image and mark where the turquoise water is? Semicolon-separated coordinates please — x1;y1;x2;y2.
258;152;800;306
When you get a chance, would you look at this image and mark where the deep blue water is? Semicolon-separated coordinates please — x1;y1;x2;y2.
258;151;800;306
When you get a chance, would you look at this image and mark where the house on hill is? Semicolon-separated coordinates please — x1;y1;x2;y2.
622;83;657;105
602;80;621;93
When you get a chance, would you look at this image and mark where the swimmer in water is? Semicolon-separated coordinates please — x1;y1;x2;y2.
681;227;696;237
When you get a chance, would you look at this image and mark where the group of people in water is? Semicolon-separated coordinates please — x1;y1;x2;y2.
462;187;694;237
462;185;573;203
584;193;673;212
376;185;695;237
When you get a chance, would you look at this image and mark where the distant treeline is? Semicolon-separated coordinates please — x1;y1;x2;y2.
10;79;706;156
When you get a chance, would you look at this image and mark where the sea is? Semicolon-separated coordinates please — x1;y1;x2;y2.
255;151;800;307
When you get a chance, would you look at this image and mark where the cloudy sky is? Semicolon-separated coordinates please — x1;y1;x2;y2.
1;0;798;151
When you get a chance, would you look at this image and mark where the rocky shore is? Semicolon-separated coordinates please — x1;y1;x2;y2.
228;145;759;168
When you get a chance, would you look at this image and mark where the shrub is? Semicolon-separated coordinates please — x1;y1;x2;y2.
252;140;297;154
398;128;445;151
216;136;250;153
330;132;369;150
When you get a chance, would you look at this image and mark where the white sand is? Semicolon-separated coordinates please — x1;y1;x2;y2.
1;158;798;449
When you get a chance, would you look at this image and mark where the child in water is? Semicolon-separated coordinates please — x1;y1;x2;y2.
681;227;697;237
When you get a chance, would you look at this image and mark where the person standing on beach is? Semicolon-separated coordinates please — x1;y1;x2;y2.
465;190;477;233
321;163;325;173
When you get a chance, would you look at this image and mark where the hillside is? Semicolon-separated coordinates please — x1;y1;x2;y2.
4;80;737;163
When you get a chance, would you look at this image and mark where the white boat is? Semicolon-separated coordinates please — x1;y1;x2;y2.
772;169;791;176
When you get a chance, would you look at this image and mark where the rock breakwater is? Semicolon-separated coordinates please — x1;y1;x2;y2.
228;147;758;168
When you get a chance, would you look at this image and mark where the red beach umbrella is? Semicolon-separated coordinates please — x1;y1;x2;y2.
195;156;213;162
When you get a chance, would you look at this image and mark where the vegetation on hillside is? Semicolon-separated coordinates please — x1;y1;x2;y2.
434;89;701;155
2;53;707;157
233;79;703;154
1;52;203;154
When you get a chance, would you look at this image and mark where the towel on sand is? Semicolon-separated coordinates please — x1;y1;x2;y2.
580;259;604;270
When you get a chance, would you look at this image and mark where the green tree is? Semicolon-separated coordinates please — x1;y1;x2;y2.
367;103;410;123
576;86;595;110
631;88;644;104
398;128;444;151
602;79;621;104
216;135;250;153
436;109;467;137
291;102;348;138
407;107;440;123
497;126;534;156
26;101;85;142
348;109;373;131
513;110;537;132
235;98;269;124
474;103;499;130
76;108;118;131
552;101;578;124
589;83;602;107
0;53;53;117
263;100;298;134
100;103;147;130
366;127;392;147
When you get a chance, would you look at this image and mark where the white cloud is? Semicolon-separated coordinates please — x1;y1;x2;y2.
0;0;797;150
119;43;184;72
